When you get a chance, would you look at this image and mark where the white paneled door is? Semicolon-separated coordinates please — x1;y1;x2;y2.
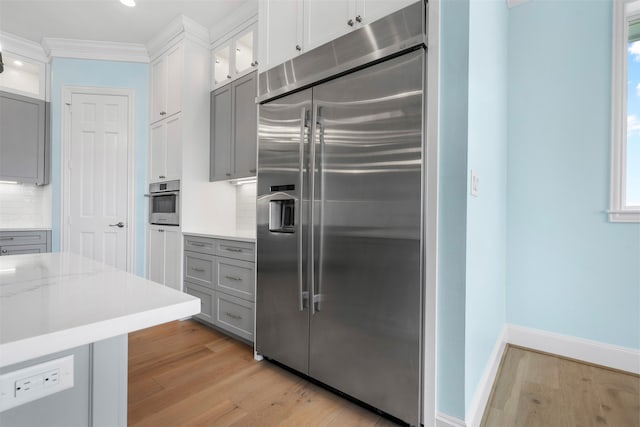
67;93;129;270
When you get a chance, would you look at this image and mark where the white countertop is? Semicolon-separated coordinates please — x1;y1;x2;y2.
182;230;256;243
0;252;199;368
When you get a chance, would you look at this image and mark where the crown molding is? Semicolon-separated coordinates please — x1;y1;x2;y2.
146;14;209;59
209;0;258;45
41;38;149;63
0;31;48;63
506;0;529;7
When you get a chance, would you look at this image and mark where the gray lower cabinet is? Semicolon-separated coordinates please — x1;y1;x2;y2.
0;91;50;185
209;71;257;182
183;234;255;343
0;230;51;255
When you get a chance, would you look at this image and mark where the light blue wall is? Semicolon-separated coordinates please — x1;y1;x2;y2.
50;58;149;276
437;0;470;419
507;0;640;349
465;0;508;413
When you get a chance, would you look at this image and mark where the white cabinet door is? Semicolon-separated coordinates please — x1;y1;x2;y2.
259;0;303;71
163;227;181;291
149;121;166;182
149;115;182;183
147;226;165;285
164;114;182;181
166;44;184;118
150;56;167;123
357;0;415;25
303;0;354;51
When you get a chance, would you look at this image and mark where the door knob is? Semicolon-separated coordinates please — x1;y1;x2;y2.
109;222;125;228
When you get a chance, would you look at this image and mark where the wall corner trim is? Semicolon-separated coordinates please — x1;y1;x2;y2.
466;326;508;427
41;38;149;63
507;325;640;375
436;412;467;427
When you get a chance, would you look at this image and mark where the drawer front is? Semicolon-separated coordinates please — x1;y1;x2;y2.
215;293;254;342
0;244;47;256
215;258;255;301
0;231;48;247
184;251;215;288
184;282;215;323
184;235;216;255
216;240;255;261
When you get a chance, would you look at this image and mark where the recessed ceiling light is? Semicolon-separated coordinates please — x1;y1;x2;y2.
13;60;23;67
120;0;135;7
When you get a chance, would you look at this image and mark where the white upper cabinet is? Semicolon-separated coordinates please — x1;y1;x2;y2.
0;51;46;100
211;23;258;89
258;0;303;71
303;0;354;51
150;43;184;123
149;114;182;183
259;0;416;72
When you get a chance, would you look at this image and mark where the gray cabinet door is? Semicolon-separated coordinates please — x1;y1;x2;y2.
232;72;257;179
210;84;233;181
0;91;48;185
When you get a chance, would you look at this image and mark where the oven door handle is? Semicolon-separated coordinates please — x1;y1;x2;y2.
148;191;180;196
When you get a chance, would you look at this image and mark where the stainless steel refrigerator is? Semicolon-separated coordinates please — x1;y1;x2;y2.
256;3;426;425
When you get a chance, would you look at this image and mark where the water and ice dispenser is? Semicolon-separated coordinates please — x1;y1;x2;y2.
268;185;295;233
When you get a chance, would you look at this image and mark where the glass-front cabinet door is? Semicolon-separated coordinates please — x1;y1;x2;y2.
0;52;46;100
213;45;231;87
211;23;258;90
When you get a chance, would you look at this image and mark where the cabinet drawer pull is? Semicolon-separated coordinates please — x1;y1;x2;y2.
224;247;243;253
159;175;166;179
158;229;165;233
190;242;205;247
191;267;206;273
224;275;242;281
224;312;242;320
1;249;7;254
249;169;256;173
160;111;166;116
0;237;14;241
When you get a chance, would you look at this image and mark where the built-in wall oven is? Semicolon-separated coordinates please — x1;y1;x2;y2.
148;180;180;226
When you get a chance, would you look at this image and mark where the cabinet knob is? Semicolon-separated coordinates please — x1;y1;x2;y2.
355;15;362;23
158;229;165;233
160;111;166;116
227;75;232;79
347;18;354;27
226;173;232;177
1;249;7;254
159;175;165;179
295;45;302;51
251;61;258;67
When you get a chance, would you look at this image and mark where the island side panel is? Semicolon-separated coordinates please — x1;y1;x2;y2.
92;335;128;427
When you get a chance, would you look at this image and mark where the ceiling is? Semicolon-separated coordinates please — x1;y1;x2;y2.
0;0;253;45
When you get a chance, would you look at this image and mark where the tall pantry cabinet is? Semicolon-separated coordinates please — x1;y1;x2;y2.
146;18;211;291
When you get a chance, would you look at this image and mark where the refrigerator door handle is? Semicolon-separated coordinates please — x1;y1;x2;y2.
310;105;325;314
298;107;310;311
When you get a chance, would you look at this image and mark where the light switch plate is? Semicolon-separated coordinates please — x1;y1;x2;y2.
470;169;479;197
0;355;74;412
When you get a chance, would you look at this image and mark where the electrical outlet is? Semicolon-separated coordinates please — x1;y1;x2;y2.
470;169;479;197
0;355;73;413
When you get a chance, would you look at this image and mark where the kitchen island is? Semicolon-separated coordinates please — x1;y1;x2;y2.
0;252;199;426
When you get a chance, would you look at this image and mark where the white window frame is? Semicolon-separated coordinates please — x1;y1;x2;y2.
610;0;640;222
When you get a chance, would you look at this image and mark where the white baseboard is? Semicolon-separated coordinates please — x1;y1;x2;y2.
507;325;640;375
435;412;466;427
465;326;508;427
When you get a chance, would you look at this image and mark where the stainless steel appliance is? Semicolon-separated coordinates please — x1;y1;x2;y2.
256;2;426;425
148;180;180;226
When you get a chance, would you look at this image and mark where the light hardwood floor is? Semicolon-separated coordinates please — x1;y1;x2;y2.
128;320;398;426
481;345;640;427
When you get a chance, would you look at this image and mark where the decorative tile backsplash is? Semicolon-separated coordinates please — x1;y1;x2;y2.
0;183;52;228
236;182;256;234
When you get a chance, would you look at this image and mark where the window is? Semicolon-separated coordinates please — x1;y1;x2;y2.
611;0;640;222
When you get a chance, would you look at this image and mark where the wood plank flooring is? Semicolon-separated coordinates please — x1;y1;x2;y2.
128;320;397;426
481;345;640;427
